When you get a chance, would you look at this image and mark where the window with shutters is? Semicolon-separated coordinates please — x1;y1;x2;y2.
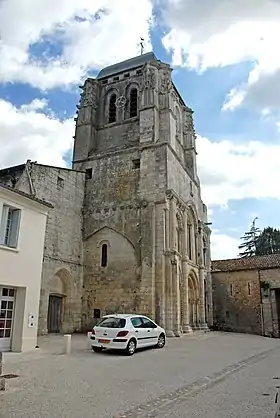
129;88;138;118
0;205;21;249
108;94;117;123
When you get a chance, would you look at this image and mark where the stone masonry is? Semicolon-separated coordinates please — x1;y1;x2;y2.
212;254;280;337
0;161;85;334
0;52;213;337
73;52;212;335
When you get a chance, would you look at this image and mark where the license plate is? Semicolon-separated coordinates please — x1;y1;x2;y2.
98;339;109;344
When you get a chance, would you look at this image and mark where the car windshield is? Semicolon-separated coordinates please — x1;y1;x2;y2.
96;317;126;328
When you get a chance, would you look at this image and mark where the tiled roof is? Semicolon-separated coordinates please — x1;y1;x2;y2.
212;254;280;272
96;52;157;79
0;183;53;209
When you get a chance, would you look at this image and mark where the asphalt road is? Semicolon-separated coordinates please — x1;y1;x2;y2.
0;332;280;418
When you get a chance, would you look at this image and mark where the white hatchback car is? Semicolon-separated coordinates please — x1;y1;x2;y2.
90;314;166;356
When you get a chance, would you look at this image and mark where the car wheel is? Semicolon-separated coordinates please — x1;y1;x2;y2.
156;333;166;349
92;347;103;353
125;339;136;356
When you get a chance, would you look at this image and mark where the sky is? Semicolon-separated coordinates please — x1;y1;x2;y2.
1;0;280;260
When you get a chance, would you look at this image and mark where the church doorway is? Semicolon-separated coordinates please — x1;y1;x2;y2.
47;295;62;333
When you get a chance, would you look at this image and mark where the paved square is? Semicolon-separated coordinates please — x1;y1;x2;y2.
1;332;280;418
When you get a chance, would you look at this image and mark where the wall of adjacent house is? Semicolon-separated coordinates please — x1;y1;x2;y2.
28;165;85;334
212;269;262;335
0;188;48;351
259;269;280;338
0;164;86;334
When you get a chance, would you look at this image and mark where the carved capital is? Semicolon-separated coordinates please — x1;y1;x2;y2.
166;189;174;200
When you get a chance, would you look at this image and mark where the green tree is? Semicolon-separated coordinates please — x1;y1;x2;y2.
255;227;280;255
238;217;260;258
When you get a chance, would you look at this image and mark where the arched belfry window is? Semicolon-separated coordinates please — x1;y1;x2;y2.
101;244;108;267
108;94;116;123
130;88;138;118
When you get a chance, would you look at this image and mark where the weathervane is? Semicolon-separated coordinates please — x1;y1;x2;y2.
140;38;144;55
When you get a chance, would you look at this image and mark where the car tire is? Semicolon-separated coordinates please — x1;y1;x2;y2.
156;333;166;349
92;347;103;353
125;338;136;356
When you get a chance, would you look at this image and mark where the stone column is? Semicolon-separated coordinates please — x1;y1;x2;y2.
165;201;174;337
181;212;192;333
169;197;177;251
172;258;181;336
165;255;174;337
199;268;209;331
168;196;178;336
192;302;197;329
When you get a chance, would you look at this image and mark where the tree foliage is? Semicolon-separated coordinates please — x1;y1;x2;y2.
238;218;280;257
238;217;260;258
255;227;280;255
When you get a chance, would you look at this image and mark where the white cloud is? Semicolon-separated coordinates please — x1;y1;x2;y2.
197;134;280;207
0;0;153;90
0;98;74;168
162;0;280;112
210;231;240;260
2;97;280;212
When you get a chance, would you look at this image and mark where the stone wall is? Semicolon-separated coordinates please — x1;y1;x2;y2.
0;162;85;334
29;164;85;334
212;255;280;338
259;269;280;338
74;148;157;330
212;269;262;335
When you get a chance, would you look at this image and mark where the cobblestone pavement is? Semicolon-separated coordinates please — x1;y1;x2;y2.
0;332;280;418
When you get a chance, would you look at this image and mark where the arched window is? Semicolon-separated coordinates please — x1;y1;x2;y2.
101;244;108;267
108;94;116;123
130;88;138;117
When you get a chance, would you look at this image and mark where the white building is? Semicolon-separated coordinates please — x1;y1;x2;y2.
0;183;52;352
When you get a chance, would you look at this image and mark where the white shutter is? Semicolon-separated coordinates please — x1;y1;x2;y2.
8;209;21;248
0;205;9;245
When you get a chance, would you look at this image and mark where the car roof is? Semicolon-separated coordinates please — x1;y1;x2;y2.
102;314;148;319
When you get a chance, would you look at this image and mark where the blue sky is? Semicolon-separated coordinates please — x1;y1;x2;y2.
1;0;280;259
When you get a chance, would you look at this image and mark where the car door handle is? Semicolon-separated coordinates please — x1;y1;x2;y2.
135;330;139;333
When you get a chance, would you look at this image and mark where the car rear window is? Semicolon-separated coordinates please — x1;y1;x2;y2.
96;317;126;328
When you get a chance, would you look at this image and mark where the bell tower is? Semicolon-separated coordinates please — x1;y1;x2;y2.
72;53;211;335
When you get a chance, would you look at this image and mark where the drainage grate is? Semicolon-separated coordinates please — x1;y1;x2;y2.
1;374;19;379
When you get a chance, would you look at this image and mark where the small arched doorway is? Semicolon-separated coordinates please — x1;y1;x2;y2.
47;268;71;334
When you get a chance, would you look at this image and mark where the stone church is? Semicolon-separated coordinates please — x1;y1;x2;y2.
0;52;213;337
